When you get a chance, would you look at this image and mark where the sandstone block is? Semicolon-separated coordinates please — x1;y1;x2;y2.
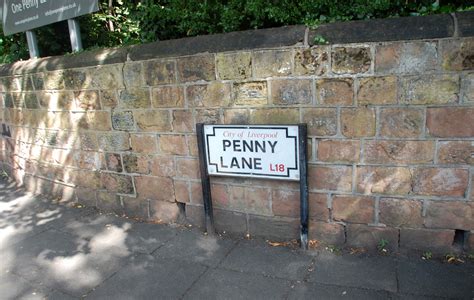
97;132;130;151
302;108;337;136
426;107;474;137
118;88;151;109
224;109;250;125
356;166;412;195
112;110;135;131
332;195;375;224
357;76;397;105
400;74;459;105
461;73;474;102
270;79;312;105
439;38;474;71
159;135;188;156
100;90;118;109
317;78;353;106
174;180;190;203
144;60;176;86
379;108;424;138
249;108;299;124
424;201;473;230
332;47;371;74
130;133;157;154
294;46;329;76
233;81;268;106
187;82;231;107
412;168;468;197
272;189;299;217
346;224;399;252
341;108;376;138
438;141;474;165
195;109;222;124
123;153;150;174
308;165;352;192
308;221;345;245
74;90;101;110
317;139;360;163
363;140;434;164
135;110;172;132
151;86;184;108
177;54;215;82
101;173;134;194
150;156;175;177
123;62;144;87
135;176;175;202
400;228;454;253
172;110;193;133
176;158;200;179
105;153;123;172
216;52;252;80
253;50;292;77
379;198;423;228
149;200;180;223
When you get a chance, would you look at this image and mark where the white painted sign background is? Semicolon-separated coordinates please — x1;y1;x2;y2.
204;125;300;180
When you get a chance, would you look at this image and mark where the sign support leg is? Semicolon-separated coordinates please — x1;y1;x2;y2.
196;123;216;235
26;31;39;59
299;124;309;250
67;18;83;52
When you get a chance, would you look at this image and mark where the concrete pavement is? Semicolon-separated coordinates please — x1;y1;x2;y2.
1;178;473;299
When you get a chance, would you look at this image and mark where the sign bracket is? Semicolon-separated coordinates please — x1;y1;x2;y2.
196;123;309;249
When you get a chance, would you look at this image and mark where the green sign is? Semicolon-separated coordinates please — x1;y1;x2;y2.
2;0;99;35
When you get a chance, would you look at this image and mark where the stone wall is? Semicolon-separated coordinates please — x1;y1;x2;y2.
0;12;473;254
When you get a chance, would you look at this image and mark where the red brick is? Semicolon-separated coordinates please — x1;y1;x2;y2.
317;78;353;105
130;134;157;154
379;108;424;138
272;189;299;217
309;193;329;221
400;228;454;253
174;180;190;203
159;135;188;156
346;224;399;252
341;108;376;138
412;168;469;197
135;176;175;202
308;221;345;245
176;158;200;179
379;198;423;228
150;156;175;177
424;201;473;230
309;165;352;192
356;166;412;195
363;140;434;164
438;141;474;165
427;108;474;138
332;196;375;224
317;140;360;163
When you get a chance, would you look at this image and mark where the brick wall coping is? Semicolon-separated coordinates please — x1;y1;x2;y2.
0;11;472;76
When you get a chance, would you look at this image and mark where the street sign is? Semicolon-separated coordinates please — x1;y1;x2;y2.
203;125;300;180
2;0;99;35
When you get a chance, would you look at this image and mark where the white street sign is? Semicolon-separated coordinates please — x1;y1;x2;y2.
204;125;300;180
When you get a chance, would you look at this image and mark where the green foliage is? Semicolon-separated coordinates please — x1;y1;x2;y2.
0;0;472;64
422;251;433;260
377;238;389;253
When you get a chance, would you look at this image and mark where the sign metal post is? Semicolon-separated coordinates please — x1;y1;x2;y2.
197;123;309;249
25;30;39;58
67;18;83;52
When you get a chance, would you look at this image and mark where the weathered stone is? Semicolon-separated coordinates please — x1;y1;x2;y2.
438;141;474;165
356;166;412;195
174;180;190;203
97;132;130;151
123;62;144;88
150;156;175;177
159;135;188;155
340;108;376;138
270;79;312;105
152;86;184;108
249;108;299;125
375;41;438;74
135;110;172;132
135;176;175;202
426;107;474;138
130;133;157;154
357;76;397;105
63;69;92;90
461;73;474;102
216;52;252;80
43;71;65;90
73;90;100;110
424;201;473;230
317;139;360;163
103;152;122;172
379;198;423;228
233;81;268;106
176;158;200;179
439;38;474;71
412;168;469;197
100;173;134;194
400;74;459;105
172;110;193;133
363;140;434;164
317;78;353;106
294;46;329;75
302;108;337;136
332;47;371;74
91;65;124;89
400;228;454;253
253;50;292;77
187;82;231;107
211;184;230;208
118;88;151;109
195;109;222;124
123;153;150;174
144;60;176;86
100;90;118;109
224;109;250;124
272;189;299;217
346;224;399;252
149;200;180;223
112;110;135;131
379;108;424;138
73;111;111;131
231;186;272;215
177;54;215;82
332;196;375;224
308;165;352;192
308;221;345;245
